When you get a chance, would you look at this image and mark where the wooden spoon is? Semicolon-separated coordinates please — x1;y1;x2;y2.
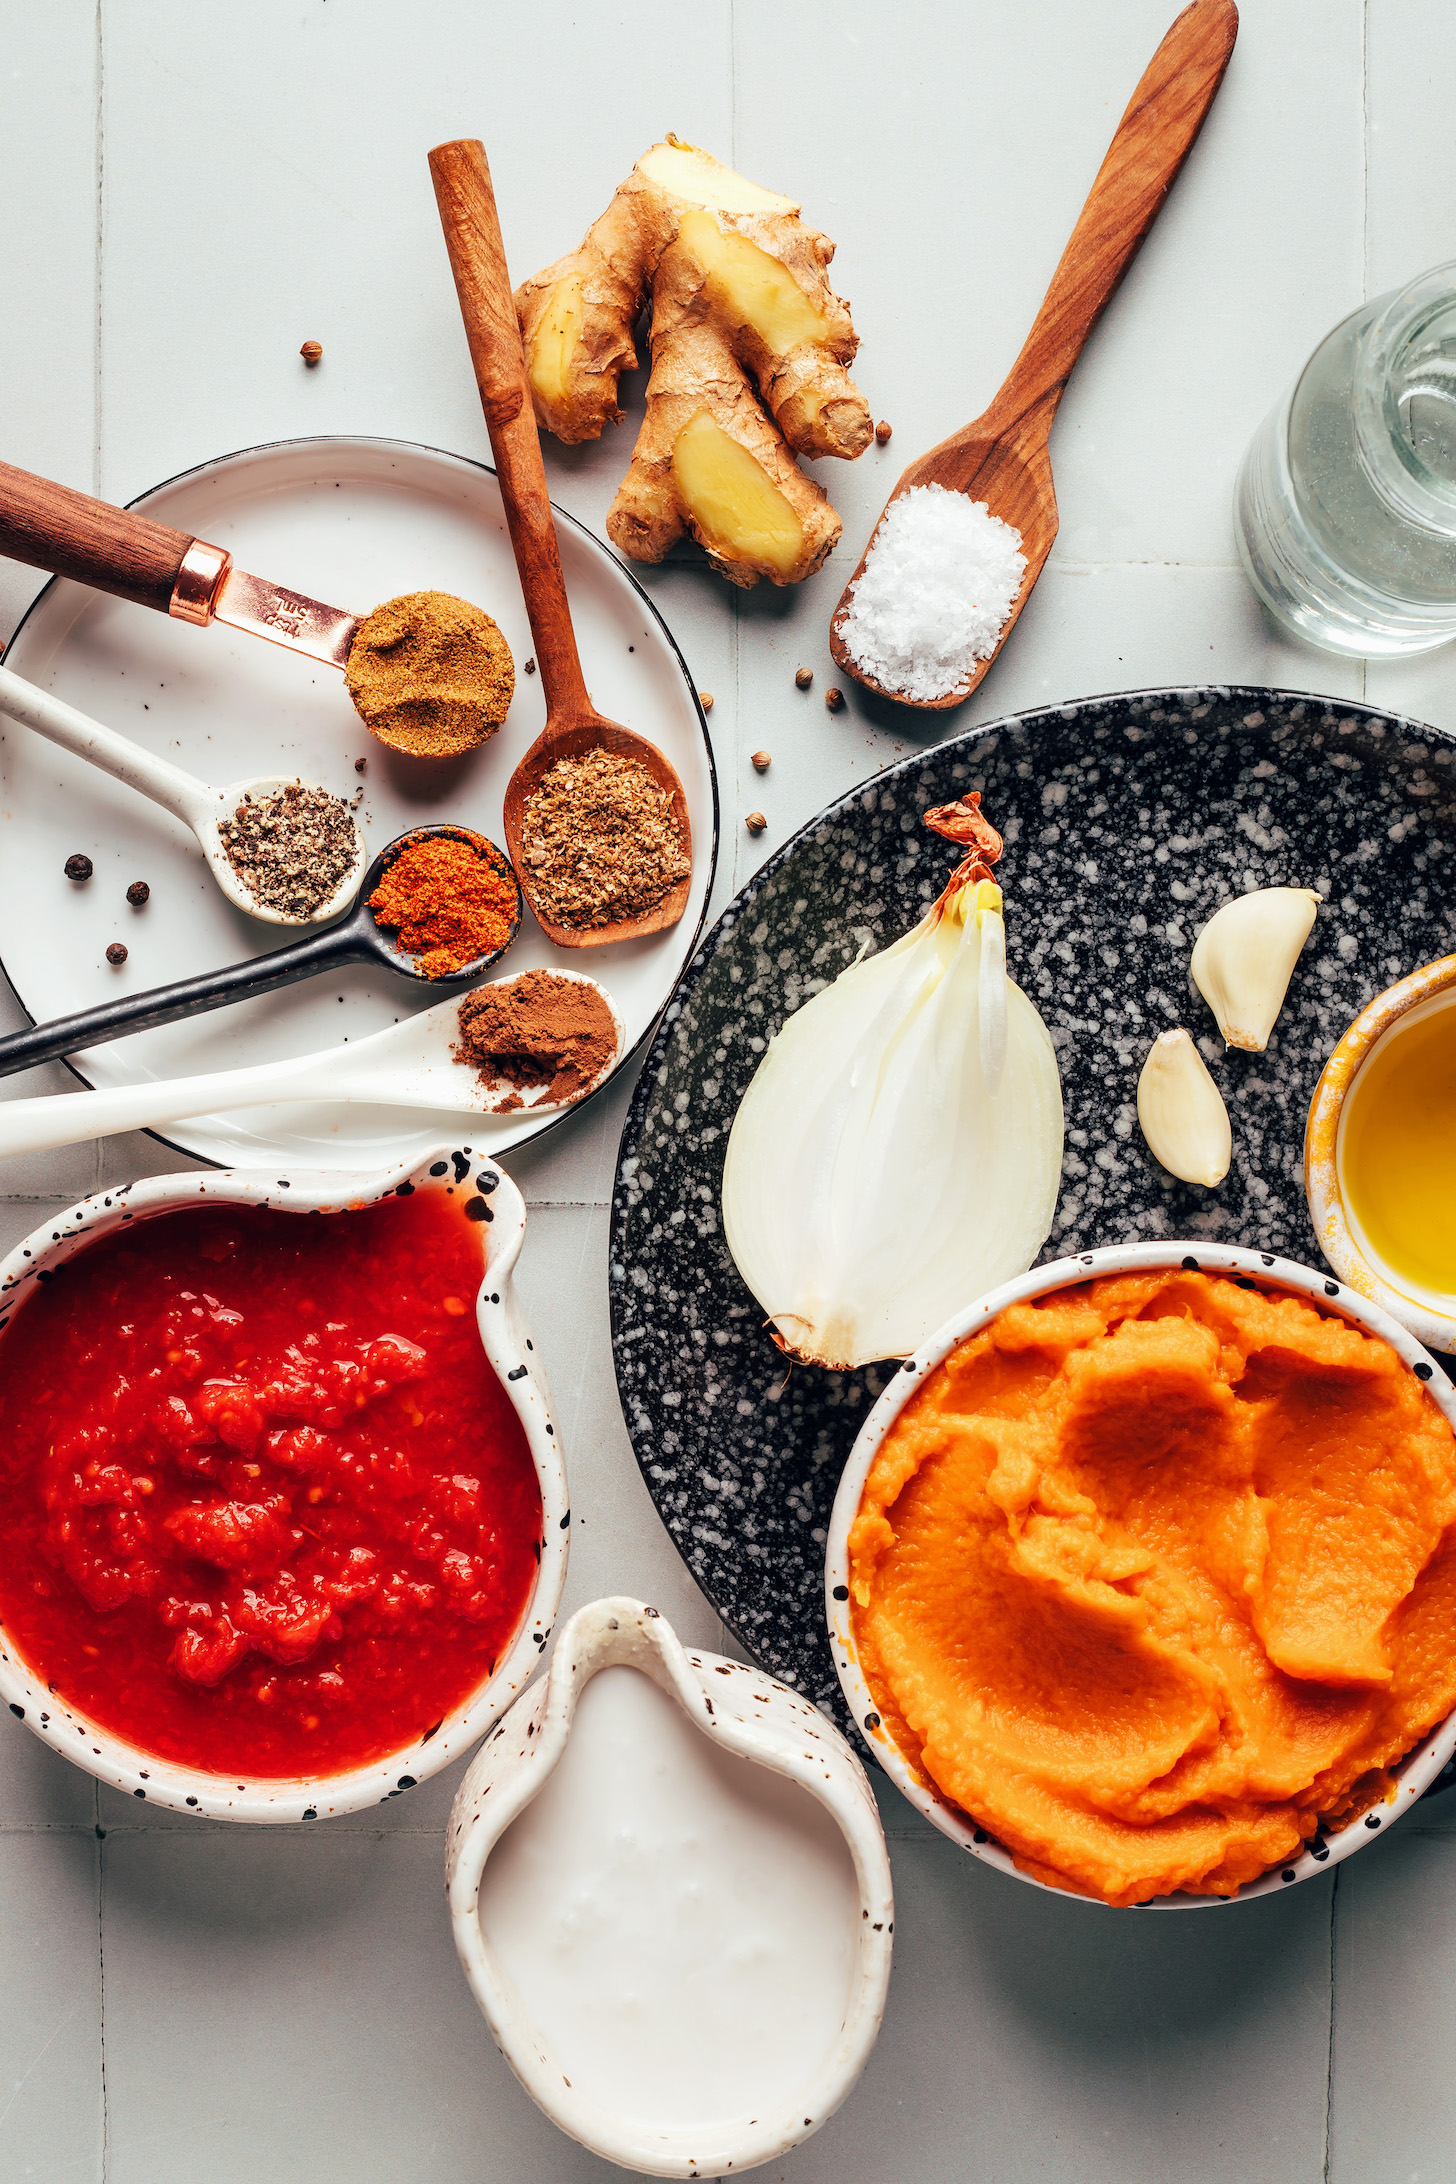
429;137;692;949
829;0;1238;711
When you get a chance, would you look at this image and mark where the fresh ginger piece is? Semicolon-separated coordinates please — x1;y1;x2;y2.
634;138;796;216
526;274;586;420
669;411;806;582
515;137;871;585
676;209;830;351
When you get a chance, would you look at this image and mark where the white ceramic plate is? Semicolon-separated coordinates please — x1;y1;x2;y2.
0;437;717;1169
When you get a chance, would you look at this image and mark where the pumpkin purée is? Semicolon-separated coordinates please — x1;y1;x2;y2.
848;1272;1456;1905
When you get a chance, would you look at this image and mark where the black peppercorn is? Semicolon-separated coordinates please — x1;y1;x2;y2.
105;942;128;966
64;854;93;882
126;881;150;907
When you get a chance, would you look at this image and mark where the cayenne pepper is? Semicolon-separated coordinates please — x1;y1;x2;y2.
369;832;520;978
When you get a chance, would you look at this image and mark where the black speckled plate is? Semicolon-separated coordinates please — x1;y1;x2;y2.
609;686;1456;1741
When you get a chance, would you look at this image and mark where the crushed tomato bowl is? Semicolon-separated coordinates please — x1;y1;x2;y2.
826;1242;1456;1908
0;1151;567;1823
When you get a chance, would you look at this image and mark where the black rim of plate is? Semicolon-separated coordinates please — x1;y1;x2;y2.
609;681;1456;1796
0;433;719;1169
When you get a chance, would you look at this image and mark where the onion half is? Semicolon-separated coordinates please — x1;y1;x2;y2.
722;875;1064;1371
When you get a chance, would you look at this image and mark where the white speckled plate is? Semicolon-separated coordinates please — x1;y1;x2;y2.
0;437;717;1169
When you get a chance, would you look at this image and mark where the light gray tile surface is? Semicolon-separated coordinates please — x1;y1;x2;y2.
1;1;1453;2177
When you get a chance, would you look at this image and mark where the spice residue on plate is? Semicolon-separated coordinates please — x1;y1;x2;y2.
369;831;519;979
218;781;360;919
520;747;690;929
344;590;514;757
453;970;619;1109
837;483;1026;702
0;1193;542;1778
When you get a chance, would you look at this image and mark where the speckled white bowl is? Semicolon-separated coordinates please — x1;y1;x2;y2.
447;1596;894;2178
0;1145;568;1822
826;1240;1456;1908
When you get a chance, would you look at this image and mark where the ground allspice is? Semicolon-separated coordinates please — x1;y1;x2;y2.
344;591;514;758
369;832;519;979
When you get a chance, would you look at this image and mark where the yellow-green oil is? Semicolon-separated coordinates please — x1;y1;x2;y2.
1340;997;1456;1298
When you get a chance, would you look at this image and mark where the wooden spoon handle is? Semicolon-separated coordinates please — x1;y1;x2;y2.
429;138;593;723
0;458;197;613
992;0;1237;442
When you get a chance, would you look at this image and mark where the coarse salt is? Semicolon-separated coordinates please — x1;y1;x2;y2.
837;485;1027;702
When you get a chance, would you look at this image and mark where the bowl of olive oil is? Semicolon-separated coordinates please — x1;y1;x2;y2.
1307;954;1456;1350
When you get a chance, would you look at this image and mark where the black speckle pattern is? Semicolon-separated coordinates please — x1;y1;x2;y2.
610;687;1456;1740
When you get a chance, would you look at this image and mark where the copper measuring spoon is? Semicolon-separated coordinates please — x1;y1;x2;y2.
429;137;692;951
0;457;365;668
828;0;1238;711
0;825;520;1081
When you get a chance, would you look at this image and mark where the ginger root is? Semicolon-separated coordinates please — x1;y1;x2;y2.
515;138;871;588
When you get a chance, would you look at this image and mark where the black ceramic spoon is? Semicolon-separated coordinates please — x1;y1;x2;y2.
0;823;522;1080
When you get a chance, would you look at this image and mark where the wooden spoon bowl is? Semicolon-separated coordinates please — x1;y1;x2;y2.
502;719;692;949
429;137;692;951
830;0;1238;712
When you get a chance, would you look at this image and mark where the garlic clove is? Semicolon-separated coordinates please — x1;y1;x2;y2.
1137;1028;1231;1187
1190;887;1320;1052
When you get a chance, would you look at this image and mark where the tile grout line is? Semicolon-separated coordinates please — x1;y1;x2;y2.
97;1821;109;2184
92;0;105;500
1323;1862;1341;2184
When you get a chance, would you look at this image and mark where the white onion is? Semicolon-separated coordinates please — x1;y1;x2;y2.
722;879;1064;1370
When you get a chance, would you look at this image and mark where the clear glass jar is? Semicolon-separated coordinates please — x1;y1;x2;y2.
1234;262;1456;656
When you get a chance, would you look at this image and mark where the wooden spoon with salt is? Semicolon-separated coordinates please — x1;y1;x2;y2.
429;137;692;950
829;0;1238;712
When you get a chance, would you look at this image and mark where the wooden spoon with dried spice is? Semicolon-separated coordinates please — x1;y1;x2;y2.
429;136;693;950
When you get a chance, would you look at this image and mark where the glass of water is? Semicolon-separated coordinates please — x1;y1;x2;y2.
1235;261;1456;656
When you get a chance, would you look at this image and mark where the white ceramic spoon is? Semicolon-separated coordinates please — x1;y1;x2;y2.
0;663;366;926
0;972;624;1159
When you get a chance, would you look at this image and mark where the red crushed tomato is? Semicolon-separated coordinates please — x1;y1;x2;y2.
0;1191;542;1778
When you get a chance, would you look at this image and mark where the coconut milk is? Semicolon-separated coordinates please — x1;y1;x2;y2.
477;1663;860;2128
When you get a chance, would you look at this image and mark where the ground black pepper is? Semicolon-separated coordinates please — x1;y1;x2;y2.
218;782;360;919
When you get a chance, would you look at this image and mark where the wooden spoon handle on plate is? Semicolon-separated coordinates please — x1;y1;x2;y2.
429;138;594;727
981;0;1238;450
0;458;199;614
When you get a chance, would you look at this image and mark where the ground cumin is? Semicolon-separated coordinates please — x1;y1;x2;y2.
453;971;619;1108
520;747;690;928
345;590;514;757
369;831;520;978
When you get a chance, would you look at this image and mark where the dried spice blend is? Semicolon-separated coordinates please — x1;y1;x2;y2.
369;832;519;979
520;748;689;929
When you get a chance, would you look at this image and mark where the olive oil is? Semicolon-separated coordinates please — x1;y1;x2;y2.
1340;993;1456;1299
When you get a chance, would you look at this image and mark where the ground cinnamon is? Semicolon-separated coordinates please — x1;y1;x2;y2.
369;831;519;978
453;971;619;1108
345;591;514;757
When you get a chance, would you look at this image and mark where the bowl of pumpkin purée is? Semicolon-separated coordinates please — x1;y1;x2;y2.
826;1241;1456;1908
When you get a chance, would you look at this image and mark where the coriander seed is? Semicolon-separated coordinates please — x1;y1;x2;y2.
875;420;893;445
795;667;813;689
825;686;845;712
751;750;771;772
746;811;767;834
64;853;93;882
699;691;714;710
300;340;323;366
126;881;150;907
105;942;128;965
